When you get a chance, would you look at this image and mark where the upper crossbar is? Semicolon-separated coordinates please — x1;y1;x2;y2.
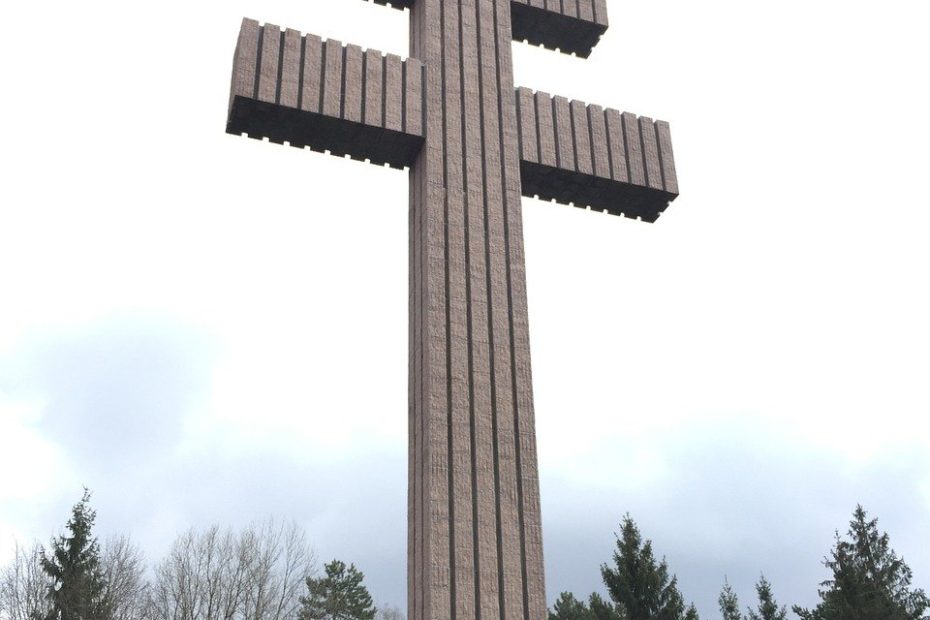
227;19;425;168
366;0;609;57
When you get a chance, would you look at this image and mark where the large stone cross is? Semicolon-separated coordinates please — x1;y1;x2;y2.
226;2;679;620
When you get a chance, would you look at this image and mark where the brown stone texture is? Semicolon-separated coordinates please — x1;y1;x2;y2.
226;2;680;620
368;0;608;57
226;19;424;168
407;3;547;620
516;90;679;222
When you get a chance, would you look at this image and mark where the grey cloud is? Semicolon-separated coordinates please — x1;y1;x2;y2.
163;448;409;610
2;314;216;474
540;420;930;618
5;320;926;620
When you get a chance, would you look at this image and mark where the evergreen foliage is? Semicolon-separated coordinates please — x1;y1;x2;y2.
599;515;699;620
793;505;930;620
746;576;786;620
718;581;741;620
38;489;111;620
299;559;377;620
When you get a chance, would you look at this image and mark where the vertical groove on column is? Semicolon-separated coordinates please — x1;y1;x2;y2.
382;55;389;130
413;15;423;620
296;35;306;111
439;3;458;620
253;25;265;100
402;60;409;133
274;30;285;104
499;2;547;617
457;0;482;617
492;3;544;620
339;45;348;119
414;2;452;620
489;5;527;620
475;3;506;620
409;103;420;620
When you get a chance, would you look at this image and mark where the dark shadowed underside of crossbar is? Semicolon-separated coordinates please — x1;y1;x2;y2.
227;20;678;222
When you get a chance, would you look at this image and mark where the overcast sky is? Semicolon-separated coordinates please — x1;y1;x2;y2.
1;0;928;617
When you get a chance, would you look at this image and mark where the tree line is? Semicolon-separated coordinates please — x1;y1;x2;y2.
3;493;926;620
550;508;929;620
0;490;396;620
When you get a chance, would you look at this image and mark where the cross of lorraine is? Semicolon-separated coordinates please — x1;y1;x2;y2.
225;2;680;620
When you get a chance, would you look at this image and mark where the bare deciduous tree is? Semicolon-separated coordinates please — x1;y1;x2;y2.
376;604;405;620
148;520;315;620
240;521;316;620
1;536;147;620
0;542;51;620
101;536;148;620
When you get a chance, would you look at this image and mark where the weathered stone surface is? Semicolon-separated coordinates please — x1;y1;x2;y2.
226;20;424;168
367;0;609;57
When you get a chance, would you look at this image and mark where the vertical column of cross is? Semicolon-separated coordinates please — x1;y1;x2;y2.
409;2;547;620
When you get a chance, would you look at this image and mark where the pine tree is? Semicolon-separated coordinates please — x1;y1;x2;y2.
549;592;596;620
299;559;377;620
600;515;699;620
718;581;741;620
746;576;786;620
793;505;930;620
39;489;111;620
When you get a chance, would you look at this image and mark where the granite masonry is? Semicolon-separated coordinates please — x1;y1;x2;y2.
226;2;679;620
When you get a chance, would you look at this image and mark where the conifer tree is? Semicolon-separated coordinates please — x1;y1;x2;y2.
299;559;377;620
746;576;786;620
39;489;111;620
600;515;699;620
793;505;930;620
718;581;741;620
